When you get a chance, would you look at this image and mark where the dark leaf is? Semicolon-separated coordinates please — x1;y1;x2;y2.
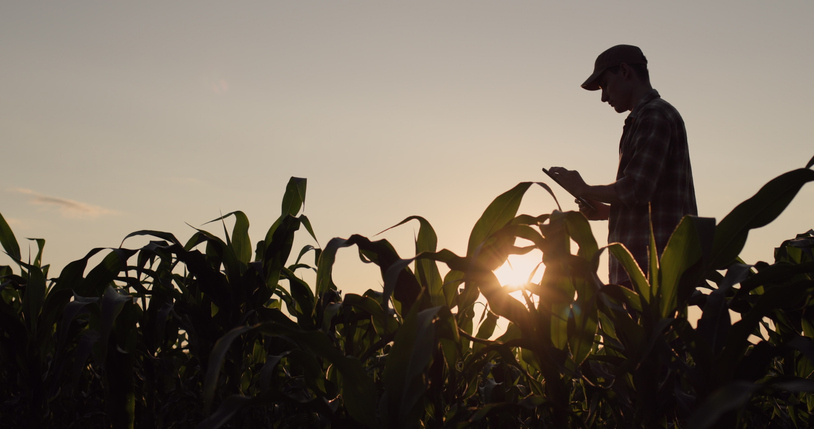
712;168;814;269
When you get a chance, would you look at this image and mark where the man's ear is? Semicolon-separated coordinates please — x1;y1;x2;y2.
619;63;632;79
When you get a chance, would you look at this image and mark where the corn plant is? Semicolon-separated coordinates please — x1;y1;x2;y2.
2;156;814;428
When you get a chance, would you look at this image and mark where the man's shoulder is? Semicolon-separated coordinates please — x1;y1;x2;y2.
636;92;683;123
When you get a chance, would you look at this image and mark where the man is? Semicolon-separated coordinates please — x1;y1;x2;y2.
549;44;697;286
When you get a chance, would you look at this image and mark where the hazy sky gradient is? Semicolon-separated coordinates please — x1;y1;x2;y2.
2;2;812;292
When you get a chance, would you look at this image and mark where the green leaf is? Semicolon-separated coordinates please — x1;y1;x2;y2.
98;286;133;364
607;243;649;300
803;318;814;339
315;237;348;297
467;182;533;258
382;306;441;427
58;296;99;347
21;262;46;334
696;264;751;356
281;177;307;217
299;214;318;244
550;301;569;351
229;211;252;265
383;216;443;306
442;268;464;309
563;211;599;265
202;211;253;267
568;280;599;366
203;325;254;410
343;293;396;338
263;215;301;289
368;242;421;310
657;215;705;318
435;306;462;372
78;248;137;297
0;212;21;262
205;322;379;428
712;168;814;269
120;229;183;247
382;257;417;311
648;213;659;304
475;308;498;340
266;177;307;241
282;267;315;326
261;324;379;428
719;278;814;375
49;248;106;295
28;238;46;268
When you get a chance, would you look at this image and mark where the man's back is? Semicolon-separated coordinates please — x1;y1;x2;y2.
608;89;697;285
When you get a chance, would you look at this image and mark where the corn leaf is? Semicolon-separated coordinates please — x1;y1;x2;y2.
712;168;814;269
657;216;707;318
281;176;307;217
382;306;440;427
229;211;252;265
28;238;46;269
608;243;649;301
266;177;307;241
563;211;599;265
696;264;750;357
97;286;133;364
382;216;443;306
0;212;21;262
21;262;46;334
467;182;533;258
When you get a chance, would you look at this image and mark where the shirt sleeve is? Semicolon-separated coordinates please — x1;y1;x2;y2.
615;107;673;207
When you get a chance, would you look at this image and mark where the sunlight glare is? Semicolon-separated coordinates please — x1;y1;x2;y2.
492;250;544;290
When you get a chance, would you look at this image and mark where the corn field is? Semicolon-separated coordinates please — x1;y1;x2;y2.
2;156;814;428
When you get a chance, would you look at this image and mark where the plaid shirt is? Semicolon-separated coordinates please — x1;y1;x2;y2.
609;89;697;285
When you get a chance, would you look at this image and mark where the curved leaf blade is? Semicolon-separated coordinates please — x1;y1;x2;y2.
712;168;814;269
0;212;21;261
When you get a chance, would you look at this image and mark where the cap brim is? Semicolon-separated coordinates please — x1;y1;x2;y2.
581;71;601;91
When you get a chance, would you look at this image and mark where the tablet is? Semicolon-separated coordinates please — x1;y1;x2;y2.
542;168;596;212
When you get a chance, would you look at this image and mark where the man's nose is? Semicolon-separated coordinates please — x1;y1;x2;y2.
600;89;608;103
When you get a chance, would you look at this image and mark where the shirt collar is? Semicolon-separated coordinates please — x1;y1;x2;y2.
626;89;660;121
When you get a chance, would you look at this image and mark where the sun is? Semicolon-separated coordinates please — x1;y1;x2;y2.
492;250;545;289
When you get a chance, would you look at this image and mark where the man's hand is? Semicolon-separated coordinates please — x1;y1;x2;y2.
548;166;588;197
548;166;622;207
577;198;610;220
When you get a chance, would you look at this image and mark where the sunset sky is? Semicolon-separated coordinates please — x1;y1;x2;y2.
2;2;812;295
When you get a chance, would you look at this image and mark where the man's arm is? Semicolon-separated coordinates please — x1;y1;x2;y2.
577;183;620;205
547;167;621;204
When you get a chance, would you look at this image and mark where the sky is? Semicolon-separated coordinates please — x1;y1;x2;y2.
2;2;813;297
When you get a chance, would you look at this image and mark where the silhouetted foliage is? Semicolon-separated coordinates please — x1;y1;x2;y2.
2;159;814;428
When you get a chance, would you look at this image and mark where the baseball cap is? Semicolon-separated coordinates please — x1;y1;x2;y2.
581;45;647;91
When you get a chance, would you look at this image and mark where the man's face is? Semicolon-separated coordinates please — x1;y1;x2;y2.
598;67;632;113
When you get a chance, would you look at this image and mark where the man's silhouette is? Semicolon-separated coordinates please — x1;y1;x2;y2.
549;45;697;286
